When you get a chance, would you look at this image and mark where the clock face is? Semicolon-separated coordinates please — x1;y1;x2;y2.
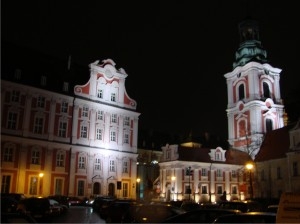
105;69;113;78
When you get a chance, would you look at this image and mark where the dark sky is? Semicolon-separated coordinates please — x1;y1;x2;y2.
2;1;300;140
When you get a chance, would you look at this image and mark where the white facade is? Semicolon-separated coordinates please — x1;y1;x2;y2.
1;59;140;200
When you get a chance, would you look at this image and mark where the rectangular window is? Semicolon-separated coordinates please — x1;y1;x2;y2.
11;90;20;103
82;106;89;117
80;126;88;138
231;170;237;178
77;180;84;196
37;96;45;108
122;183;129;198
97;110;104;120
1;175;11;193
61;101;68;113
33;117;44;134
110;131;116;142
232;186;237;194
94;158;101;171
29;176;38;195
123;133;129;144
201;168;207;176
216;169;222;177
293;162;298;176
58;121;67;137
111;114;117;123
166;150;171;160
31;150;40;165
122;161;128;173
201;185;207;194
124;116;130;126
111;93;116;102
186;168;193;176
78;156;85;169
3;147;13;162
109;160;115;172
55;179;63;195
97;89;103;99
56;152;64;167
217;185;223;194
96;128;102;140
7;112;18;129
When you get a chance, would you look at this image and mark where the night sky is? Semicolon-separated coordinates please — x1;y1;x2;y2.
2;1;300;141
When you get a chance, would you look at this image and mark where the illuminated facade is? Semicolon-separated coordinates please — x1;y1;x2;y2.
1;59;140;199
224;19;285;159
157;18;295;203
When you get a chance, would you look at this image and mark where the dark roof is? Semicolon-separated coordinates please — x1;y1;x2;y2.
255;126;291;162
2;41;88;96
177;146;252;165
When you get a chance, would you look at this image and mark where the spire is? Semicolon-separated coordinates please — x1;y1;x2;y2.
233;18;268;69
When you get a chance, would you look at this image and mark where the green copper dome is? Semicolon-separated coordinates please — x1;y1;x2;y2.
233;19;268;68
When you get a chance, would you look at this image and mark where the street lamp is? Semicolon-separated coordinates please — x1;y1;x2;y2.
136;178;140;201
39;173;44;196
171;176;176;201
246;163;253;200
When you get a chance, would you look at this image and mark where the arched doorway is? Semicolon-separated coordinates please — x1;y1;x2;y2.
93;182;101;195
108;183;115;197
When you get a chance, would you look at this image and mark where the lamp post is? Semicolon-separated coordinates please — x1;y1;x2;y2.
136;178;140;201
39;173;44;196
171;176;176;201
246;163;253;200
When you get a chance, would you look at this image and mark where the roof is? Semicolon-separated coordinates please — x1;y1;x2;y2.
177;146;252;165
255;125;291;162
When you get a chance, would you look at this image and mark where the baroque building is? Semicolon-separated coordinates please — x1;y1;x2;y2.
156;18;299;203
1;57;140;200
225;19;285;159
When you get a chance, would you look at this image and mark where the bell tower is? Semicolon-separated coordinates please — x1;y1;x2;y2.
224;18;285;159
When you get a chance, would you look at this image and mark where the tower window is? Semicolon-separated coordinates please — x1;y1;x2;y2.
263;82;270;98
238;84;245;101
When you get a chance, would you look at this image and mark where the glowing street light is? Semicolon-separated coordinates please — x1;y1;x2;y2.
39;173;44;196
246;163;254;200
136;178;141;201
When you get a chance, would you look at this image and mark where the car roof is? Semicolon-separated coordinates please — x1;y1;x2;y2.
163;208;241;223
212;212;276;223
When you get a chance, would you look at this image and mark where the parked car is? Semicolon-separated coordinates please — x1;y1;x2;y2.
1;212;37;223
266;204;278;213
218;200;263;213
92;196;116;214
163;208;242;223
212;212;276;223
122;203;186;223
1;193;26;202
1;196;19;214
68;196;85;206
48;198;64;216
179;200;201;211
101;199;137;223
47;195;70;210
17;197;53;222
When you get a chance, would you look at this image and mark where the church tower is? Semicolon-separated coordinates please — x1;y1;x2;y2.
224;18;285;159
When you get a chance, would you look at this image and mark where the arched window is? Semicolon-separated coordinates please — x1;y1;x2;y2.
263;82;270;98
238;84;245;101
266;119;273;132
